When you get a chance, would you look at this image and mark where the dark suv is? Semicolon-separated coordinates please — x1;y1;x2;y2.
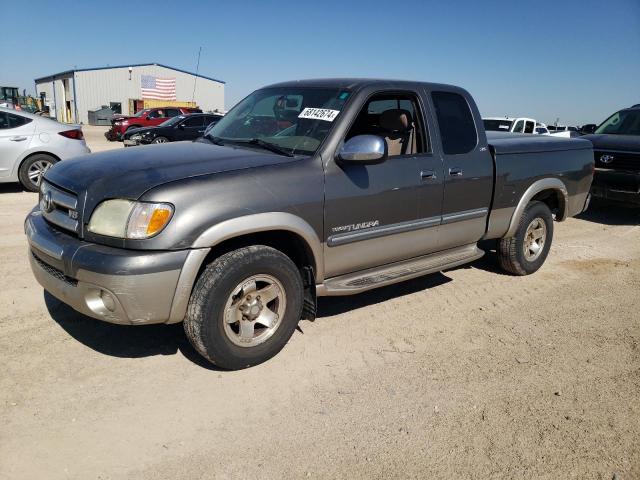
123;113;223;146
584;105;640;204
106;107;202;141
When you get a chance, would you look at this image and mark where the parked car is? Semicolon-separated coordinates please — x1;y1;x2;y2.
0;107;90;191
26;79;593;369
123;113;223;146
583;104;640;204
483;117;538;134
105;107;202;141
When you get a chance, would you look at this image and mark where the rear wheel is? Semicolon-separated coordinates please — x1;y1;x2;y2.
498;201;553;275
184;246;304;370
18;154;57;192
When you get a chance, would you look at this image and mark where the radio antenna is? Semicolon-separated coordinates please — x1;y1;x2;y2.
191;46;202;104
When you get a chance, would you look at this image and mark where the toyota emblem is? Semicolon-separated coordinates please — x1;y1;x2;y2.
40;191;54;213
600;154;614;164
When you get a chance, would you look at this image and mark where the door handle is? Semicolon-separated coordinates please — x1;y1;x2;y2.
420;170;436;180
10;136;27;141
449;167;463;176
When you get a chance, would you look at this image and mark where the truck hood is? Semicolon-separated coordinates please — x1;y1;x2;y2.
44;140;299;214
582;134;640;153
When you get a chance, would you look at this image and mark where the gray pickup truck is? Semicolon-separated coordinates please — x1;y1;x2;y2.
26;79;594;369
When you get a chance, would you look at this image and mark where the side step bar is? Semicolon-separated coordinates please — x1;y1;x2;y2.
316;244;484;296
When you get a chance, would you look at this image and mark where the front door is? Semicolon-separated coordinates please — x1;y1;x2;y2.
323;91;444;278
429;91;494;250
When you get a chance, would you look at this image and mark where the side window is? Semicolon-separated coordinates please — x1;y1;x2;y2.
524;121;534;134
2;113;32;129
166;108;181;118
183;116;204;127
147;110;160;119
512;120;524;133
431;91;477;155
345;93;429;157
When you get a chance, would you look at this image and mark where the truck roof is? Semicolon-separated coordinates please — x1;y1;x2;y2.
263;78;465;93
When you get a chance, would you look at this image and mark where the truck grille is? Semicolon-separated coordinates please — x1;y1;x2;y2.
594;150;640;172
40;180;80;235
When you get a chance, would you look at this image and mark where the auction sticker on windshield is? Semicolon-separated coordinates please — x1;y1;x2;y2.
298;108;340;122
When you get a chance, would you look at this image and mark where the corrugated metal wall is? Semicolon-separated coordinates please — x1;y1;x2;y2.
36;65;225;124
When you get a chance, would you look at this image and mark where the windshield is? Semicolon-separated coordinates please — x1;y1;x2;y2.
595;109;640;135
159;115;186;127
483;119;513;132
206;87;351;155
132;109;149;118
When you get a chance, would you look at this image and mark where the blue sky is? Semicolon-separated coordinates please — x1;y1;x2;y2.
1;0;638;125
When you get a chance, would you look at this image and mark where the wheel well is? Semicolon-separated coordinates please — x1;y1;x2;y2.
199;230;316;277
531;188;566;220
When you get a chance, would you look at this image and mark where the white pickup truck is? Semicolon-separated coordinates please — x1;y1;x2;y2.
483;117;540;134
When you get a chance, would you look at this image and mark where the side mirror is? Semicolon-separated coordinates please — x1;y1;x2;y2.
178;124;185;130
580;124;596;135
338;135;386;163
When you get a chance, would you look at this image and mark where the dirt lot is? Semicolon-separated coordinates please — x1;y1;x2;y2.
1;130;639;479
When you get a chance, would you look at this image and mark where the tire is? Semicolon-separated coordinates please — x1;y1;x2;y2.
18;153;57;192
152;136;169;144
498;201;554;276
184;245;304;370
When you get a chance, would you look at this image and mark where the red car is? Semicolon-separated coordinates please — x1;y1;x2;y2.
106;106;202;141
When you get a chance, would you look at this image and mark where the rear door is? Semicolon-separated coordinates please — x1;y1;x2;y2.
0;111;35;178
429;91;494;250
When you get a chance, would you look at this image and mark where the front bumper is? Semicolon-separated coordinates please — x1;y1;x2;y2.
591;169;640;205
25;209;201;325
123;139;139;146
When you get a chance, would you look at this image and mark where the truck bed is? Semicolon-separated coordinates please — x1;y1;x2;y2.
485;132;594;239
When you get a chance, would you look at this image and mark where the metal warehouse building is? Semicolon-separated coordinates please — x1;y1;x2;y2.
34;63;225;124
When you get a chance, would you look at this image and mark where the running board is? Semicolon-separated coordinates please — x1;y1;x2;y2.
316;244;484;296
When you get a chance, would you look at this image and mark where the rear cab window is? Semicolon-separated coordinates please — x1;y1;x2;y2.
431;91;477;155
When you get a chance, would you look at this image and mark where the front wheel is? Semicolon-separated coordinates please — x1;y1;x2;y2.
498;201;554;275
152;136;169;144
184;246;304;370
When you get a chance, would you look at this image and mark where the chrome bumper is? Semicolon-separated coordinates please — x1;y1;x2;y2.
25;210;200;325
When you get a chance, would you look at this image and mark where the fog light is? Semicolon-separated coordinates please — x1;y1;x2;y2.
85;288;117;315
101;290;116;312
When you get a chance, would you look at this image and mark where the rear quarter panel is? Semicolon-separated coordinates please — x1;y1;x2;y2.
486;135;593;238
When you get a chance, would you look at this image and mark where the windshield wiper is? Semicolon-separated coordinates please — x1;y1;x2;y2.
242;138;294;157
205;135;226;146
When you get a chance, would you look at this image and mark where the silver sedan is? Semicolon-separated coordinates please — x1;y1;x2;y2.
0;107;91;191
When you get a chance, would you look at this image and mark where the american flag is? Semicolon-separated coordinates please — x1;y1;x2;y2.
140;75;176;100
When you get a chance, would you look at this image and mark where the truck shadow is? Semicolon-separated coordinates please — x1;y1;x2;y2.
43;292;222;370
45;274;454;369
576;199;640;226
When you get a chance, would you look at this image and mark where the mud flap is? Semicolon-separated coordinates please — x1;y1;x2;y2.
301;266;317;321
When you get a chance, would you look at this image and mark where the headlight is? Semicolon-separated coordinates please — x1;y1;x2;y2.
131;134;142;140
88;200;174;239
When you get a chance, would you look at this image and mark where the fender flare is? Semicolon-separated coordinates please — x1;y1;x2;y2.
167;212;324;324
505;178;569;238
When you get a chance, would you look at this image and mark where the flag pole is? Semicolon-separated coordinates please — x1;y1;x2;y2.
191;46;202;104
